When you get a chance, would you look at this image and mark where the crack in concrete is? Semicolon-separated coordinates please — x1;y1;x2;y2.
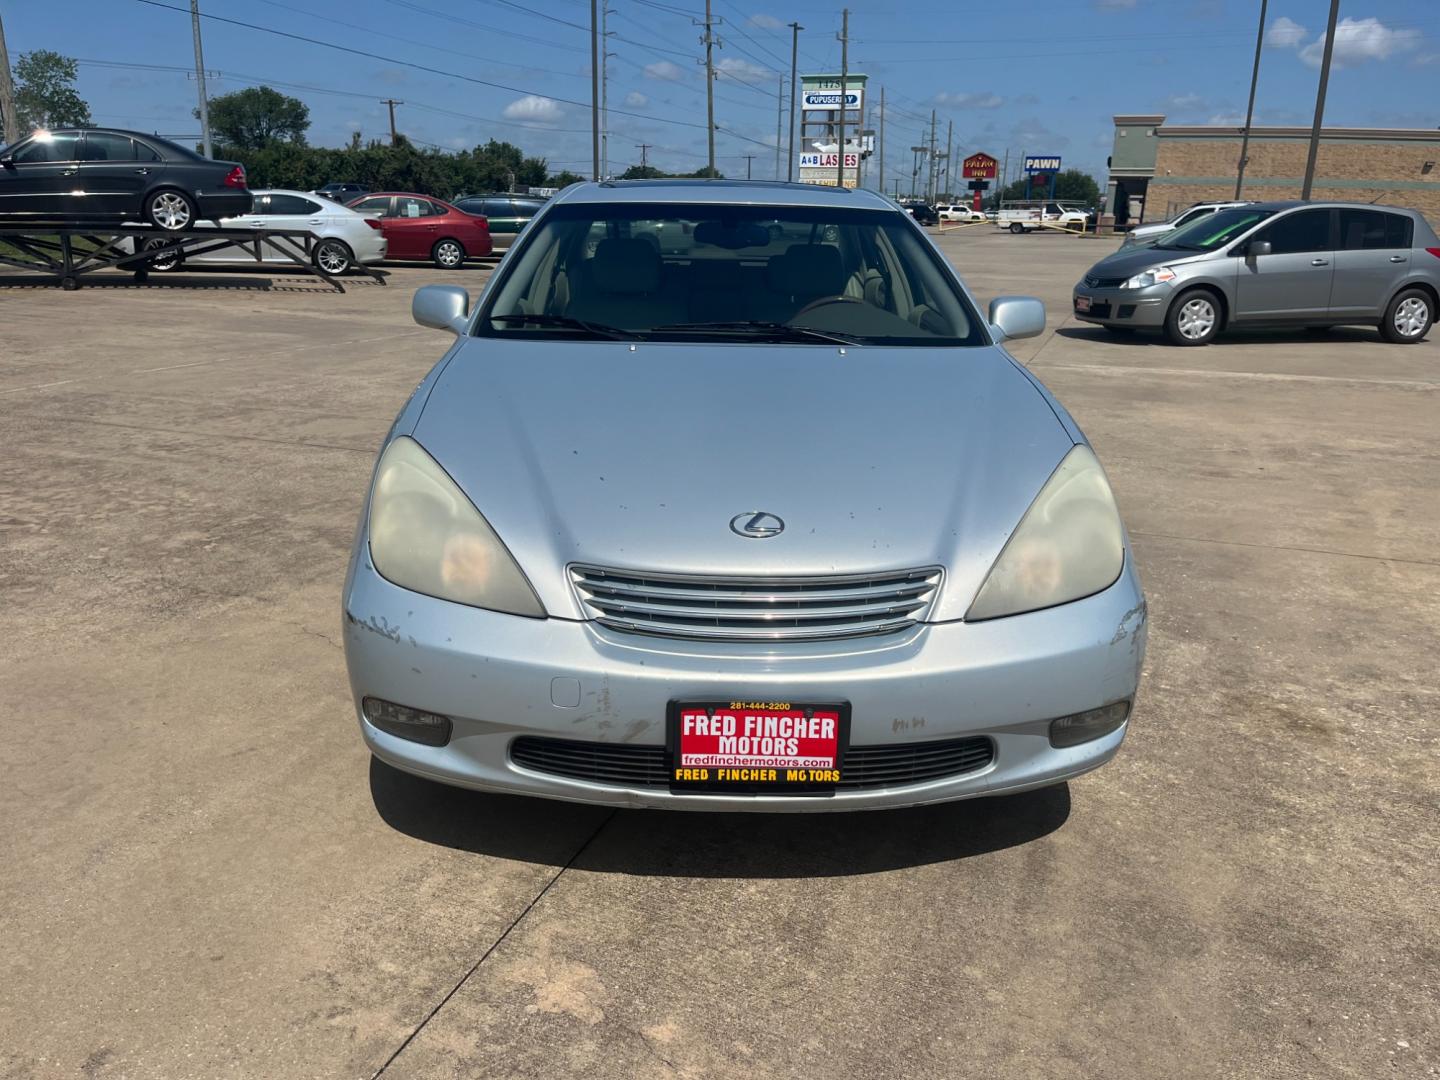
1130;530;1440;568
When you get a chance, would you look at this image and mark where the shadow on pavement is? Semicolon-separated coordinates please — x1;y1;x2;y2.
1055;324;1385;347
370;756;1070;877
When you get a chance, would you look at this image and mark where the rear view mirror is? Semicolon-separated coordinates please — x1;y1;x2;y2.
988;296;1047;341
1246;239;1272;265
412;285;470;334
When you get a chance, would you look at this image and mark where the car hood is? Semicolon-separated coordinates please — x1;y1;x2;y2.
409;341;1075;622
1087;244;1212;279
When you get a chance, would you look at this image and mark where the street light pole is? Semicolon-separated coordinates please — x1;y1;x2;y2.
878;86;885;198
835;9;849;190
786;21;802;182
590;0;600;178
1300;0;1341;200
1235;0;1267;199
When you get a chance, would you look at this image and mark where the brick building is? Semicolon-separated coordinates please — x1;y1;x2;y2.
1103;114;1440;227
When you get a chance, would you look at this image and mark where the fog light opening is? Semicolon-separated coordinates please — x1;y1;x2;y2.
1048;700;1131;748
362;697;453;747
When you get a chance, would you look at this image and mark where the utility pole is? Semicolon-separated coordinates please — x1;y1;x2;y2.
381;99;402;146
636;142;651;169
774;75;783;179
786;22;802;182
0;11;19;146
743;154;755;179
1235;0;1267;199
999;147;1009;209
926;110;937;202
190;1;213;158
590;0;600;178
697;0;720;175
877;86;885;198
835;9;848;190
601;4;615;177
942;119;952;200
1300;0;1340;200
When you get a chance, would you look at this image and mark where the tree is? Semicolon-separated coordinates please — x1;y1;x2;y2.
11;50;90;130
620;164;664;180
203;86;309;150
996;168;1100;206
548;170;584;187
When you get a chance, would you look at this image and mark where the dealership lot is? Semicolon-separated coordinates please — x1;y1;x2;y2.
1;230;1436;1077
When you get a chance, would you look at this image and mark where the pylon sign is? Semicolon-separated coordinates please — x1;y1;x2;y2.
962;153;997;179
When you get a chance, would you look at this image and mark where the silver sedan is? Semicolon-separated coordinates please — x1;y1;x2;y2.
140;189;386;274
342;180;1146;811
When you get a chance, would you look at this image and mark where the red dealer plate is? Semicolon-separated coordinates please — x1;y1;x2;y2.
1074;295;1092;312
667;700;850;795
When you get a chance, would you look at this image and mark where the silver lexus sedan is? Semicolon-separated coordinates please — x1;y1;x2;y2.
342;179;1147;811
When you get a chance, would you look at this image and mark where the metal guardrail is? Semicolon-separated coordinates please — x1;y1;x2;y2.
0;225;386;292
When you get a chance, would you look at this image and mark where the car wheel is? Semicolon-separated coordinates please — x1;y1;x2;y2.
313;239;353;276
1009;222;1024;234
1381;288;1433;344
141;237;183;272
1164;288;1222;346
432;238;466;269
145;189;197;232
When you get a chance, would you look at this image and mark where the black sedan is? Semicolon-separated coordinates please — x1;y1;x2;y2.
0;128;252;231
903;201;940;226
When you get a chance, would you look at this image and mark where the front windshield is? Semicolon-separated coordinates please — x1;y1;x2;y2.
1157;207;1274;252
477;201;985;346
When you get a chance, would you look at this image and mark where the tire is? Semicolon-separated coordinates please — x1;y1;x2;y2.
1164;288;1222;346
1380;287;1433;344
145;188;197;232
313;239;353;276
1009;222;1024;234
142;237;183;272
432;238;466;268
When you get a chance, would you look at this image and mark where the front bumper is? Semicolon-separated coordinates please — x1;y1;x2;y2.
343;552;1147;812
1071;282;1171;327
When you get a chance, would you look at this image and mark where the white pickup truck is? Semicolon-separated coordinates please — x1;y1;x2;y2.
995;201;1090;233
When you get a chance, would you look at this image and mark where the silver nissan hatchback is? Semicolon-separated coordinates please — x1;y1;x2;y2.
343;179;1146;811
1074;201;1440;345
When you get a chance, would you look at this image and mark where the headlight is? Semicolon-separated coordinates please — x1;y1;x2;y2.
367;436;545;617
966;445;1124;621
1121;265;1176;289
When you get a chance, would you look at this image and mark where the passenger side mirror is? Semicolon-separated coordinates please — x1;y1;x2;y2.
412;284;470;334
988;296;1047;341
1246;239;1271;266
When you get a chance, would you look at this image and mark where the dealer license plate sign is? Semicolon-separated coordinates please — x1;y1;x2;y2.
667;701;849;795
1074;295;1092;313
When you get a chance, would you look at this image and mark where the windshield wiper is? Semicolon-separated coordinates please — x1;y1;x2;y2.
650;320;863;345
486;313;639;340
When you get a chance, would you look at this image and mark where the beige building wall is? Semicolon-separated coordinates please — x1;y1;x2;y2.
1147;131;1440;221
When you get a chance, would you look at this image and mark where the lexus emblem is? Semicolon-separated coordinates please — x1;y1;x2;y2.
730;511;785;539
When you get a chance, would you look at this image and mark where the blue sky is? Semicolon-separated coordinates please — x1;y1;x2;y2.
3;0;1437;187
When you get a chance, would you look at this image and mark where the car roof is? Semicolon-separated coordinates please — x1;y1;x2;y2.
1242;199;1424;216
552;178;897;210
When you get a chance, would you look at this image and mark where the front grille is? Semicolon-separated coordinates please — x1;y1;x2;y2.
570;564;942;642
510;735;995;791
1083;274;1127;289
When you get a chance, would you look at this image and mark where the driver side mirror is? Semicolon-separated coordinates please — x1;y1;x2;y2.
0;154;13;168
412;284;470;334
988;296;1047;341
1246;239;1271;266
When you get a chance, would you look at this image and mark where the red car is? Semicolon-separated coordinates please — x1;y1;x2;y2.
346;192;492;267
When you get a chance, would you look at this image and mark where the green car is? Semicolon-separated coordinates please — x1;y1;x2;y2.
453;194;546;251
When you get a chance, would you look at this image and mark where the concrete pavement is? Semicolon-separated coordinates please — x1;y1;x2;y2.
0;232;1435;1078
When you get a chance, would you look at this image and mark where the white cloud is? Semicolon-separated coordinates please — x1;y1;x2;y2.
748;13;782;29
624;91;649;108
1300;17;1421;68
716;57;773;84
644;60;684;81
1164;92;1208;111
1265;16;1307;48
1206;113;1246;126
935;92;1004;109
502;95;563;124
1094;0;1137;10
